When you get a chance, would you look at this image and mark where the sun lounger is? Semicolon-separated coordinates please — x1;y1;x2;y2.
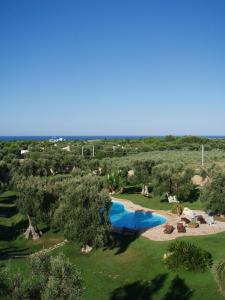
177;222;186;233
183;207;196;219
196;215;207;224
181;217;190;224
208;215;215;225
167;193;179;203
163;224;175;234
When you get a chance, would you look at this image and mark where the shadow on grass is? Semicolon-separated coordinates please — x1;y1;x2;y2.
0;194;16;204
162;275;193;300
160;197;168;203
0;247;30;260
110;273;167;300
0;219;28;241
0;205;18;218
109;232;140;255
124;186;142;194
40;226;51;234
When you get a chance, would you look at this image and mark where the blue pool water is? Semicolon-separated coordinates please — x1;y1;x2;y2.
109;200;167;230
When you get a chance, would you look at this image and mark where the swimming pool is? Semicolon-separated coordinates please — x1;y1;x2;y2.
109;200;167;230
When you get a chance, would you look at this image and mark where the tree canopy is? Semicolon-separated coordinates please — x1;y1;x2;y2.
55;175;112;248
200;173;225;214
0;252;84;300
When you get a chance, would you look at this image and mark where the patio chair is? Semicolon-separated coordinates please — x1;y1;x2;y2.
208;215;215;225
177;222;186;233
183;207;196;219
163;224;175;234
196;215;207;224
181;217;190;224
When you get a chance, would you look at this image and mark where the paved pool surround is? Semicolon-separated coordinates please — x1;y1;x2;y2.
112;197;225;241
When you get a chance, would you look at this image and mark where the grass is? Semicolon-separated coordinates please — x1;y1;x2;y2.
114;192;203;211
0;190;224;300
2;234;225;300
35;233;225;300
110;149;225;171
0;191;64;260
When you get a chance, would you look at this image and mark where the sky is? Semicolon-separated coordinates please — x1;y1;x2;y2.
1;0;225;136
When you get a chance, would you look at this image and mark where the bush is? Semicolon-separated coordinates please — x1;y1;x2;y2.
0;253;84;300
164;240;213;272
200;168;208;179
212;260;225;295
171;204;184;216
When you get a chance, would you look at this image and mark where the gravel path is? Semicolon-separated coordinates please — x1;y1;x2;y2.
30;240;68;257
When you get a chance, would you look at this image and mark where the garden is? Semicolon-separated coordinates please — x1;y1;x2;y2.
1;137;225;299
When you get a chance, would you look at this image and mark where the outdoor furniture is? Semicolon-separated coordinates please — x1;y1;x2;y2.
183;207;196;219
163;224;175;234
181;217;190;224
177;222;186;233
196;215;207;224
166;193;179;203
208;215;215;225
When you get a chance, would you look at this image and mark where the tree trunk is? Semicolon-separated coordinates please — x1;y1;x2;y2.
141;185;149;196
144;185;149;196
24;215;40;240
119;187;124;194
141;185;145;195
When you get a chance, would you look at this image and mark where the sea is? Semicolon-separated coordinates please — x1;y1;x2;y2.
0;136;225;141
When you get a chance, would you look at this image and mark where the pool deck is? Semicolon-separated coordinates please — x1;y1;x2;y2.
112;197;225;241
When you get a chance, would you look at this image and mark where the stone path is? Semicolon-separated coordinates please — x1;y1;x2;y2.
113;197;225;241
30;240;68;257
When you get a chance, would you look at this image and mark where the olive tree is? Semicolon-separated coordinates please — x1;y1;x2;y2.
14;176;63;239
152;163;195;201
200;173;225;214
56;175;112;250
0;253;84;300
133;160;156;196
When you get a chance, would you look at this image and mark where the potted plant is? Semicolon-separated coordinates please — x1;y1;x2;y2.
171;204;184;216
188;218;199;228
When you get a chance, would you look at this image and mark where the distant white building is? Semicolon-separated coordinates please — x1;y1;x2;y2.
21;149;29;155
62;145;70;152
49;137;65;143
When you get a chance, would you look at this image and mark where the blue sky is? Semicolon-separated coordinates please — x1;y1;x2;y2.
1;0;225;136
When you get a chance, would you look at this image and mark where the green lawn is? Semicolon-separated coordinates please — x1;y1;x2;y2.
0;191;64;261
1;191;225;300
2;233;225;300
10;233;224;300
114;193;203;211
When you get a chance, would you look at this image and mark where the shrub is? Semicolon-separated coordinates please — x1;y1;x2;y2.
171;204;184;216
0;253;84;300
200;168;208;179
212;260;225;295
164;240;213;272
